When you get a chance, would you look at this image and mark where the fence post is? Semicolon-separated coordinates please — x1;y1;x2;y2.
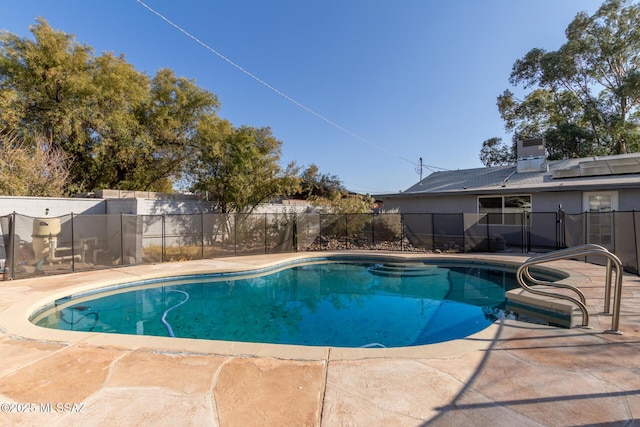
71;212;76;273
461;213;466;253
583;211;588;263
345;214;349;250
633;210;639;274
371;213;375;248
486;213;491;252
120;213;125;266
400;213;405;252
292;214;298;252
612;211;616;254
12;211;17;280
555;210;559;249
6;212;16;280
431;214;435;252
264;213;268;254
528;211;531;252
201;212;205;260
161;214;166;263
556;207;566;249
520;211;525;253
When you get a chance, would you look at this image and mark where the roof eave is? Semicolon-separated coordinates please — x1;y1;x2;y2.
377;179;640;198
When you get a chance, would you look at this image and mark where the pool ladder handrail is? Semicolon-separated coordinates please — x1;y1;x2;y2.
516;244;624;334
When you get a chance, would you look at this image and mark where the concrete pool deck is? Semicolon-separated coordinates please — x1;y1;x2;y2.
0;251;639;426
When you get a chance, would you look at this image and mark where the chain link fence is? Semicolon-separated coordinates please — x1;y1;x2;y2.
2;211;638;280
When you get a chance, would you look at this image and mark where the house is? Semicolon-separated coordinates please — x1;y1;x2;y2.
379;139;640;215
377;139;640;252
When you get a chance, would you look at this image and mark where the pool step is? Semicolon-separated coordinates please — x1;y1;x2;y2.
505;287;580;328
368;263;448;278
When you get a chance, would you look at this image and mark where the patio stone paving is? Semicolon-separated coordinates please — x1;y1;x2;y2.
0;252;638;426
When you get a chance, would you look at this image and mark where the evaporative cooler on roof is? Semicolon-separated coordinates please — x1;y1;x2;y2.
516;138;546;173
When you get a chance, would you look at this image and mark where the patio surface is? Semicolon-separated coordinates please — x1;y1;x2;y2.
0;252;639;426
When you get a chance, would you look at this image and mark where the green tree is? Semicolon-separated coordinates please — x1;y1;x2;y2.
0;18;93;165
298;164;345;199
0;18;220;193
487;0;640;162
189;120;300;213
294;163;373;213
479;137;515;166
79;52;151;191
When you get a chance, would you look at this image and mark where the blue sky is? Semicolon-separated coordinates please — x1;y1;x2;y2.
2;0;604;194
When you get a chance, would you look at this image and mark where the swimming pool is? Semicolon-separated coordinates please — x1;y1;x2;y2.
31;258;537;348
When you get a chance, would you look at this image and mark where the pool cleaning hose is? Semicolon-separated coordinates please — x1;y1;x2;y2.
59;308;99;331
161;289;190;338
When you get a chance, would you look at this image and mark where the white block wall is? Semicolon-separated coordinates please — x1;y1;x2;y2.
0;197;106;218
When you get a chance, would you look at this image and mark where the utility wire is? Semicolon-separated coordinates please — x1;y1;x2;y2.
134;0;446;172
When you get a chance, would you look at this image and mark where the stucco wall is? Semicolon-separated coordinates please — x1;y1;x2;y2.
382;194;476;214
382;189;640;215
528;192;582;213
0;196;105;217
0;196;311;218
619;189;640;211
135;199;217;215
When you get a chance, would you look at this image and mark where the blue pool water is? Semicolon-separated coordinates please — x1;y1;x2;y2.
32;260;522;348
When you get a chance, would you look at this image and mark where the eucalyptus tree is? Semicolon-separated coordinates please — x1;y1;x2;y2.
487;0;640;163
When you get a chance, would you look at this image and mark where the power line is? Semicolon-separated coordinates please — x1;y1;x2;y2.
133;0;425;168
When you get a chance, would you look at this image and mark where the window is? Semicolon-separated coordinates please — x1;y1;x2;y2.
582;191;618;248
582;191;618;213
478;195;531;225
478;197;502;224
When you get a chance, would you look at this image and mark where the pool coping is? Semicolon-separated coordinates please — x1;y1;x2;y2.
0;251;588;362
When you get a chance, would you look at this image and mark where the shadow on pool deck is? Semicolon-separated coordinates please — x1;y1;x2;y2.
0;252;639;426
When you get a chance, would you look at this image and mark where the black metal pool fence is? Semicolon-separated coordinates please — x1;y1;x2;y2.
1;211;639;280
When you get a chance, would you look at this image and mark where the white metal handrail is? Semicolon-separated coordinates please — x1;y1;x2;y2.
516;244;624;334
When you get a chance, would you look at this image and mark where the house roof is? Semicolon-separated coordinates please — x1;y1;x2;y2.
379;153;640;198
